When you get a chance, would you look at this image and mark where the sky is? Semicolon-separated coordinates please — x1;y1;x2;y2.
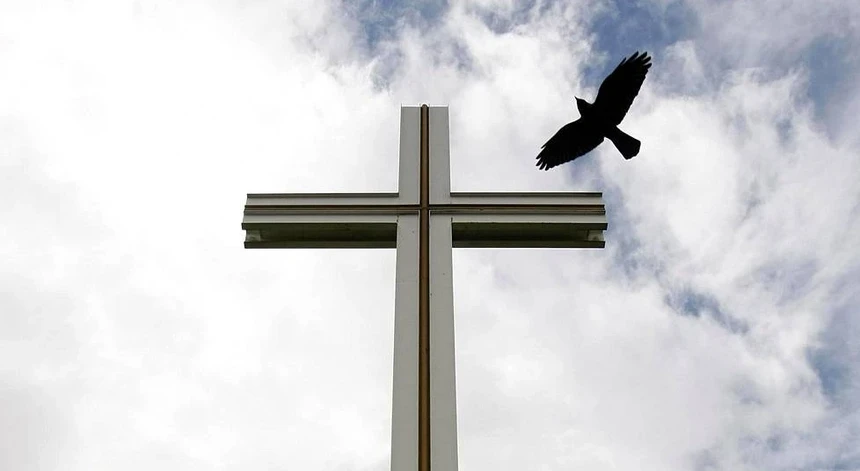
1;0;859;470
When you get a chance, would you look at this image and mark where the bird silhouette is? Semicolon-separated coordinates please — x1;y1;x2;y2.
536;51;651;170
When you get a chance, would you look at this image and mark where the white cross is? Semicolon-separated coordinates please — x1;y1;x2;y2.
242;105;607;471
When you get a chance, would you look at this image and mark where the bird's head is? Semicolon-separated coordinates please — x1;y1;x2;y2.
575;97;591;115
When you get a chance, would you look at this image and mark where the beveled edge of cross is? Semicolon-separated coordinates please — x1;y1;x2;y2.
242;105;607;249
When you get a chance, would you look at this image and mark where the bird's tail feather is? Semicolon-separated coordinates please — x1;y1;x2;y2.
605;127;641;160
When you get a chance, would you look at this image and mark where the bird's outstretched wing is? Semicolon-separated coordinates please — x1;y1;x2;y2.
535;119;604;170
592;51;651;126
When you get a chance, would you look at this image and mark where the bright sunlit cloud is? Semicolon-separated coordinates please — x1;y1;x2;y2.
1;1;858;470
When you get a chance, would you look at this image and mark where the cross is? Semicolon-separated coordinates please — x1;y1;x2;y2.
242;105;607;471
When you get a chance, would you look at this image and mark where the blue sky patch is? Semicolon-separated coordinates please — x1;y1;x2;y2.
583;0;699;89
809;292;860;405
665;285;749;334
804;34;858;137
343;0;448;53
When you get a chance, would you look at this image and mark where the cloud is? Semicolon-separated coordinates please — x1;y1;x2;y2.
1;0;859;470
0;379;70;470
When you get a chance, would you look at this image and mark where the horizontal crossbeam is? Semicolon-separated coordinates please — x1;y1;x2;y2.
242;192;607;249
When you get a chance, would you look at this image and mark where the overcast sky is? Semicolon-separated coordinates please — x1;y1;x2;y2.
2;0;860;470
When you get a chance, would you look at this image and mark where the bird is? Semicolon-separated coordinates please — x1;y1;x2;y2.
536;51;651;171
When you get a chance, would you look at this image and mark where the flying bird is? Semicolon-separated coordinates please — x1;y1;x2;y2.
536;51;651;170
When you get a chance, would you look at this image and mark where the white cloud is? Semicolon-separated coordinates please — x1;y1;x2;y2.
1;0;858;470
